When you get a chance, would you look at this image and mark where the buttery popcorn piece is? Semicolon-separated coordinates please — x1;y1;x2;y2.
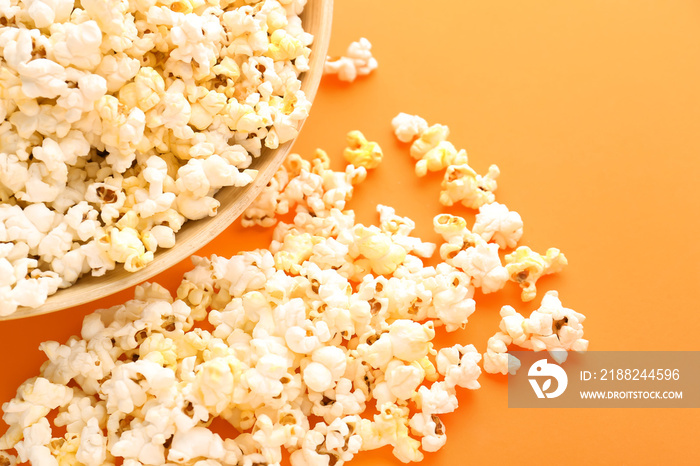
505;246;568;302
440;164;500;209
343;131;383;170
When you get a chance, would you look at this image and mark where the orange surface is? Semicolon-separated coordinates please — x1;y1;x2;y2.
2;0;700;464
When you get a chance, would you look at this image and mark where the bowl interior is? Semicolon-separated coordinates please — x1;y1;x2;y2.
4;0;334;320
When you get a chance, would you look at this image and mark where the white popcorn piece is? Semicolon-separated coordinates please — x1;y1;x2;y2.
482;331;521;375
303;362;334;393
75;418;106;466
168;427;226;463
360;404;422;463
452;242;509;294
409;413;446;453
391;112;429;143
385;360;424;400
436;344;482;390
324;38;378;83
473;202;524;249
50;20;103;70
416;382;458;415
389;320;435;362
483;291;587;373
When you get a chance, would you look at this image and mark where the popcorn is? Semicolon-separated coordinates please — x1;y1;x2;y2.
0;0;314;315
409;124;468;177
385;360;425;400
440;163;500;209
0;109;583;465
360;404;422;463
49;20;103;70
0;450;16;466
168;427;226;463
75;418;107;466
388;320;435;362
451;242;509;294
343;130;383;169
482;332;520;375
409;413;446;453
436;344;482;390
18;59;68;99
416;382;458;415
391;112;429;143
483;291;587;373
505;246;568;302
324;38;378;83
343;224;408;278
242;149;367;228
0;196;488;465
303;362;334;393
472;202;524;249
393;114;505;210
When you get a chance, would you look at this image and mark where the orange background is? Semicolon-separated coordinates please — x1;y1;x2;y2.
2;0;700;464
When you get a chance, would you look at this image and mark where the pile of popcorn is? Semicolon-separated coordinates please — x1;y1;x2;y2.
0;117;587;465
0;0;314;316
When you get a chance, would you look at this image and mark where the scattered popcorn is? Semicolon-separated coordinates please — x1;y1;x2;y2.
483;291;588;373
241;150;367;228
0;195;489;466
324;38;378;82
392;114;502;208
505;246;568;302
388;112;576;382
0;0;315;316
0;94;582;466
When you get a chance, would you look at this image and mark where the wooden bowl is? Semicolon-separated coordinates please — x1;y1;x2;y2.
3;0;334;320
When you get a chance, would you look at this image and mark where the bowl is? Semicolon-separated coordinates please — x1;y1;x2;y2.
3;0;334;320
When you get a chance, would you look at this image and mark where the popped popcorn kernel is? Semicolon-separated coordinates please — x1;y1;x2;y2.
483;291;588;374
343;130;383;170
392;112;429;143
473;202;524;249
324;38;378;83
440;163;500;209
505;246;568;302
